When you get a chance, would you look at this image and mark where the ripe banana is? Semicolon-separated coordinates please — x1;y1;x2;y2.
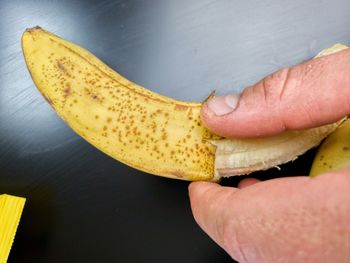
310;119;350;177
21;27;346;181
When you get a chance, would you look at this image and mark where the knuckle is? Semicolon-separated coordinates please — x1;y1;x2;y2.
264;67;290;105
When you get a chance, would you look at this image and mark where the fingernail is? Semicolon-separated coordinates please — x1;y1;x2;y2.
206;94;240;116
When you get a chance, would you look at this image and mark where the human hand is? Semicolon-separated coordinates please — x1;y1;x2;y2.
189;48;350;263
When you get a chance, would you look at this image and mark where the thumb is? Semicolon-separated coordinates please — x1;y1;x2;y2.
188;182;244;259
189;168;350;263
201;48;350;138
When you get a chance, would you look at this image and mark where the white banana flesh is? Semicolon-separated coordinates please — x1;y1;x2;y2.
214;123;341;177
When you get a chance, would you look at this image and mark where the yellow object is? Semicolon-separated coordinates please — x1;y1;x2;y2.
22;27;217;181
21;27;347;181
0;194;26;263
310;119;350;176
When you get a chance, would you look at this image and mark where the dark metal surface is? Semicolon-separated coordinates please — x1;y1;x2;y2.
1;0;350;262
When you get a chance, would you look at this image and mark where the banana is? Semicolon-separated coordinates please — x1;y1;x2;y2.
310;119;350;177
21;27;346;181
22;27;217;181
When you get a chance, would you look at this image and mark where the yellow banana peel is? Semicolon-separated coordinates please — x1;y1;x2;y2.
310;119;350;176
21;27;347;181
0;194;26;263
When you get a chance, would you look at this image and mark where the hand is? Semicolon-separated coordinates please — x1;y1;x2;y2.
189;48;350;263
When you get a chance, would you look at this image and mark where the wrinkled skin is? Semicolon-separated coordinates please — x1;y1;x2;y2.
189;48;350;263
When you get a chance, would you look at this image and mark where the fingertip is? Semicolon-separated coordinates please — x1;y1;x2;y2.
200;101;231;137
188;182;218;228
188;181;219;201
200;102;214;127
200;94;261;138
188;181;238;223
189;181;241;254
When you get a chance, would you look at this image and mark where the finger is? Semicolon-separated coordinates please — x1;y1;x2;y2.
238;178;261;189
189;172;350;263
201;48;350;138
188;182;239;244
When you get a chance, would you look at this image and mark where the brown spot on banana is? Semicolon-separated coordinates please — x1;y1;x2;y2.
63;84;71;98
170;171;185;179
175;104;188;111
57;61;65;72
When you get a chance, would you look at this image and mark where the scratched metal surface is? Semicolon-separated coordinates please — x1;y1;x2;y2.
1;0;350;262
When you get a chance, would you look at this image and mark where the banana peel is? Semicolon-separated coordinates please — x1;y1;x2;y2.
22;27;346;181
310;119;350;176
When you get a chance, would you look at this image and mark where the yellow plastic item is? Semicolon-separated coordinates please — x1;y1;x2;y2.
0;194;26;263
